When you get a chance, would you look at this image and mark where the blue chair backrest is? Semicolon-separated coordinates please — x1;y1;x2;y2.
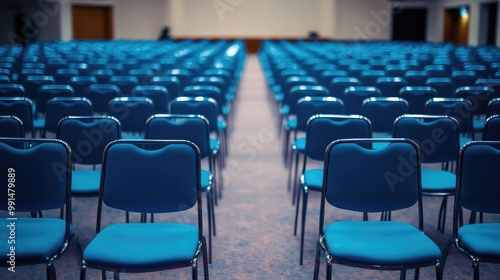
457;141;500;214
306;114;372;161
296;96;344;132
0;139;70;212
57;116;121;165
101;140;199;213
324;139;420;213
393;114;459;163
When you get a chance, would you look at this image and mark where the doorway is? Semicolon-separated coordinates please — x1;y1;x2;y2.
443;6;469;45
72;5;113;40
479;2;498;45
392;8;427;41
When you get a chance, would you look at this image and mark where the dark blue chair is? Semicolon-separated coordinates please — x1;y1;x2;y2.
79;140;209;280
313;138;442;280
0;138;73;280
145;114;216;263
56;116;121;196
295;114;372;265
393;114;460;233
441;141;500;280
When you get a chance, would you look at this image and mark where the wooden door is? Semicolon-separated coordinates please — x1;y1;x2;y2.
72;5;113;40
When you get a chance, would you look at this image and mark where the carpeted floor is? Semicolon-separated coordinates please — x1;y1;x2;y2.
2;54;500;280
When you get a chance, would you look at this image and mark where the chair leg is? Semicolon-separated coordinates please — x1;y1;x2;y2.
473;261;480;280
440;237;455;278
437;196;448;233
287;149;294;193
113;271;119;280
300;189;309;265
206;192;213;264
47;260;56;280
326;261;332;280
291;152;300;205
413;268;419;280
313;239;322;280
202;236;209;280
400;269;406;280
101;269;106;280
80;262;87;280
293;184;302;236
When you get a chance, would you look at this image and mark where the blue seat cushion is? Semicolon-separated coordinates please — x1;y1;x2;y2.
292;137;305;152
323;221;441;266
0;218;66;263
201;169;212;190
421;169;456;193
285;118;297;131
72;169;100;195
458;223;500;259
301;168;323;191
83;223;199;270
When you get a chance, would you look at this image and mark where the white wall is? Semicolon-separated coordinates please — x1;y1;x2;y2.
334;0;390;40
169;0;327;38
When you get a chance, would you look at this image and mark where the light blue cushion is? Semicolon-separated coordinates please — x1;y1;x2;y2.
324;221;441;266
201;169;212;190
302;169;323;191
72;169;100;194
0;218;66;262
421;169;456;193
84;223;199;269
459;223;500;258
292;137;305;152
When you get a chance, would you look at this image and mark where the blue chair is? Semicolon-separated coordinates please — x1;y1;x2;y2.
285;97;345;196
56;116;121;196
441;141;500;280
405;70;430;87
313;138;442;280
426;77;455;98
455;86;495;135
482;114;500;141
358;70;387;86
107;97;154;138
0;97;34;137
171;97;224;198
35;84;75;117
145;114;216;263
399;86;437;114
90;69;114;84
129;69;155;85
39;97;93;138
295;114;372;265
132;85;170;114
55;68;80;84
425;97;474;144
0;84;25;97
69;76;98;97
0;138;73;279
0;115;24;137
343;86;381;114
22;75;55;99
83;84;121;114
109;76;139;97
362;97;409;138
451;70;478;88
328;77;361;99
149;75;182;101
79;139;209;280
393;114;460;233
375;76;407;97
